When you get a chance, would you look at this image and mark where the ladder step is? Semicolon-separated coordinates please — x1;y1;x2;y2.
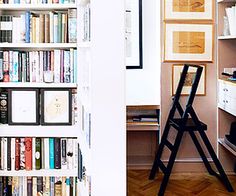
164;140;174;151
158;160;167;174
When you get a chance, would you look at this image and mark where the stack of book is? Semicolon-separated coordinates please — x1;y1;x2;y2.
225;5;236;36
0;137;78;171
0;49;77;83
0;176;78;195
0;9;77;43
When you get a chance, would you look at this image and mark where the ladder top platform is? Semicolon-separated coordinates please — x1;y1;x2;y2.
170;118;207;131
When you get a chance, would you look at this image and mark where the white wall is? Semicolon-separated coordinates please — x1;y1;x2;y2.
126;0;160;105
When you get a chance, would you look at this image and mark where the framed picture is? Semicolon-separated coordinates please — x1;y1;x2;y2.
172;64;206;96
164;0;214;20
126;0;143;69
164;23;213;62
8;89;39;125
41;89;72;125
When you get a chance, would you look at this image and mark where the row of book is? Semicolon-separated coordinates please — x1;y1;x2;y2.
0;137;78;171
0;176;79;196
0;0;75;4
0;9;77;43
0;49;77;83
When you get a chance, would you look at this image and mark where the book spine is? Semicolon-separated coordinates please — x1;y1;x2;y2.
0;138;2;170
0;177;3;196
39;14;45;43
7;138;11;171
54;181;62;196
32;177;37;196
0;91;8;124
11;138;15;171
27;177;32;196
19;138;26;170
49;12;54;43
12;51;19;82
66;178;70;196
63;50;70;83
58;12;62;43
7;177;12;196
45;177;50;196
60;50;64;83
35;17;40;43
54;138;61;169
25;137;32;171
15;138;20;171
0;52;3;81
32;138;35;170
37;177;43;196
53;14;58;43
25;12;30;43
54;50;60;83
3;177;7;196
67;139;73;170
18;52;22;82
61;138;67;170
3;51;9;82
61;14;66;43
61;177;66;196
43;138;49;170
68;9;77;43
49;138;54;169
35;138;41;170
73;49;77;84
3;138;7;171
70;48;74;83
50;177;54;196
8;51;13;82
44;14;50;43
26;52;30;82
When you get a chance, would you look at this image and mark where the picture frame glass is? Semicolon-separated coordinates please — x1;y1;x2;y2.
44;90;70;123
126;0;143;69
165;0;213;20
172;64;206;95
11;91;37;123
165;23;213;62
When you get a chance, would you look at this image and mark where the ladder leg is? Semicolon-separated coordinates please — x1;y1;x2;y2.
189;131;215;175
149;124;171;179
158;131;184;196
199;131;234;192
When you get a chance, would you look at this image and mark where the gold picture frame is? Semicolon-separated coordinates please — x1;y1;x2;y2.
164;23;213;62
164;0;214;21
172;64;206;96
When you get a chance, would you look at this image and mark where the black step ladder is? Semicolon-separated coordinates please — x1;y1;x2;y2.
149;64;234;196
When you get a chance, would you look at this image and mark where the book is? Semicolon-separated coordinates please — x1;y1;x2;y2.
0;15;13;43
61;138;67;170
54;181;62;196
32;177;37;196
15;138;20;171
27;177;32;196
35;138;41;170
19;138;26;170
25;137;32;171
25;12;31;43
39;14;45;43
68;9;77;43
54;138;61;169
37;177;43;196
10;138;15;171
3;51;9;82
49;138;54;169
7;138;11;171
44;138;50;169
0;91;8;124
0;52;3;81
45;14;50;43
7;177;12;196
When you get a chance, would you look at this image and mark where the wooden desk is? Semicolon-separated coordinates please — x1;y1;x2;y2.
127;105;160;170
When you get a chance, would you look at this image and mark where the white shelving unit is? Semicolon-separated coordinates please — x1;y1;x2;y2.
0;82;77;88
0;43;77;49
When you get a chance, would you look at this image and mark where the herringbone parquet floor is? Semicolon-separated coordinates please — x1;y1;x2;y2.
127;170;236;196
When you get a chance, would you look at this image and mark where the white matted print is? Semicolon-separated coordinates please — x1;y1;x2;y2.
165;0;213;20
165;23;213;62
172;64;206;96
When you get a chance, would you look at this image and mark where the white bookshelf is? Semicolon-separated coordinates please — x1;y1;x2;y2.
0;3;76;10
0;169;78;177
0;82;77;88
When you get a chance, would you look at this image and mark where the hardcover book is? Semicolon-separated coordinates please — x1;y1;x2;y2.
0;91;8;124
68;9;77;43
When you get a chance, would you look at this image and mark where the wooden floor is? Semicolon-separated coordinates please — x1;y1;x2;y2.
128;170;236;196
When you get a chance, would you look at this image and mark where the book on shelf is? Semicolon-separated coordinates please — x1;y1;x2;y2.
225;6;236;36
0;176;78;195
0;137;78;171
0;49;77;83
0;9;77;44
132;115;158;122
0;0;75;5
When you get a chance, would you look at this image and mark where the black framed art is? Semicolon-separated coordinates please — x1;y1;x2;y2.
126;0;143;69
40;88;72;125
8;88;40;125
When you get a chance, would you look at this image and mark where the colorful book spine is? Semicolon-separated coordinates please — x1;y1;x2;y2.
12;51;19;82
7;138;11;171
25;12;30;43
11;138;15;171
53;14;58;43
3;51;9;82
25;137;32;171
35;138;41;170
68;9;77;43
54;138;61;169
19;138;26;170
0;91;8;124
0;52;3;81
49;138;54;169
27;177;32;196
15;138;20;171
63;50;70;83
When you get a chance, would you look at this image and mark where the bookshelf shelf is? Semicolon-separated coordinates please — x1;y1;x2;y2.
218;138;236;157
0;4;77;10
0;43;77;49
0;169;78;177
0;125;79;137
0;82;77;88
218;35;236;40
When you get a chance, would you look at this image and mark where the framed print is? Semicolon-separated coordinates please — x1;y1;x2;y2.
164;0;214;20
41;89;72;125
172;64;206;96
164;23;213;62
8;89;39;125
126;0;143;69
